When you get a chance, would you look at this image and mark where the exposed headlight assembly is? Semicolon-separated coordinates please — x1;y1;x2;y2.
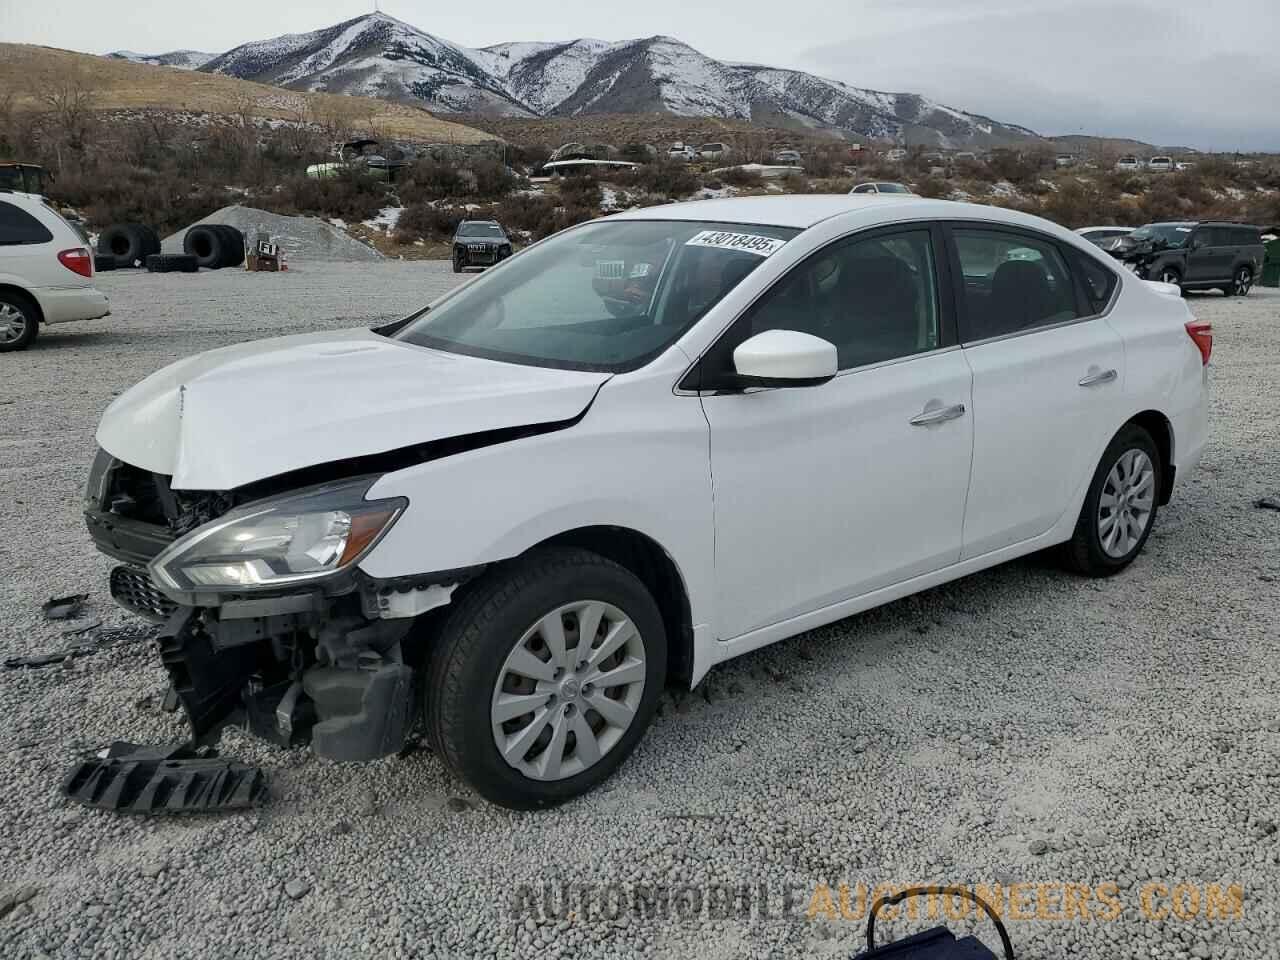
151;478;405;594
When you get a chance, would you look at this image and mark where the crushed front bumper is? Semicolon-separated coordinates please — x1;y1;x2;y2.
151;597;417;762
84;452;425;763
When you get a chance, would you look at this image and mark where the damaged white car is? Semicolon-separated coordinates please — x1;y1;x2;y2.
86;196;1209;808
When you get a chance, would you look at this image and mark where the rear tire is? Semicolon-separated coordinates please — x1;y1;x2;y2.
1060;424;1161;577
423;547;666;809
1231;265;1253;297
0;289;40;352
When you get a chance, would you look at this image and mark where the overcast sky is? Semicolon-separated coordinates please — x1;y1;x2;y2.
3;0;1277;149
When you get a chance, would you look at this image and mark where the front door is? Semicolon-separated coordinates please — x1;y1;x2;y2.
698;226;975;640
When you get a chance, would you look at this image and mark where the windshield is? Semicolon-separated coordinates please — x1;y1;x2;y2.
458;223;504;238
876;183;911;194
396;219;800;371
1130;224;1192;248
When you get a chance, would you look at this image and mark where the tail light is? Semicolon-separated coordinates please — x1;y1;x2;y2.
1185;319;1213;366
58;247;93;278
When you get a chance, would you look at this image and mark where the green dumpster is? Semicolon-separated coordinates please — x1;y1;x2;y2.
1264;238;1280;288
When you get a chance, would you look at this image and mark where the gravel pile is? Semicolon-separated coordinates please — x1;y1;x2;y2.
162;205;383;262
1;269;1278;958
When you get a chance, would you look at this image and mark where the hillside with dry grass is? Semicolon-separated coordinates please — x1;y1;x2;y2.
0;43;494;145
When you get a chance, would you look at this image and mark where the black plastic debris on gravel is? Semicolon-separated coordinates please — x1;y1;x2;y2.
4;624;159;670
42;594;88;621
62;741;269;814
1256;495;1280;511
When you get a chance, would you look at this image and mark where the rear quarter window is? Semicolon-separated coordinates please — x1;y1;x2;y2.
0;201;54;245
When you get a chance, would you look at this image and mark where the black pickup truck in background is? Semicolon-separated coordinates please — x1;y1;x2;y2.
1117;221;1265;296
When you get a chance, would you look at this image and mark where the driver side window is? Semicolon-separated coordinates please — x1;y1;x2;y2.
733;229;941;371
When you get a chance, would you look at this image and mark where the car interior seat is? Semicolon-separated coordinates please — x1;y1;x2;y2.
988;260;1058;335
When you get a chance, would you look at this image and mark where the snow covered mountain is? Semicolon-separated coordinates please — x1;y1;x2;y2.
182;13;1038;146
107;50;216;70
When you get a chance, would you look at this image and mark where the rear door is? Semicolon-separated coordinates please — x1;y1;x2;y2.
1186;226;1231;283
0;199;56;287
947;224;1125;558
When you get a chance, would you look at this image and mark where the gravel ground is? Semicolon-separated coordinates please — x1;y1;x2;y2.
1;264;1278;959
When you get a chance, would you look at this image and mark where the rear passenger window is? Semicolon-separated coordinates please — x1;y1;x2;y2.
953;229;1081;341
1067;250;1118;314
1231;227;1259;245
0;201;53;245
726;229;941;371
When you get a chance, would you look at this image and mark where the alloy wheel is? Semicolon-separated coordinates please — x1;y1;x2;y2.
1159;269;1181;286
490;600;646;782
1234;268;1252;296
0;303;28;344
1097;449;1155;558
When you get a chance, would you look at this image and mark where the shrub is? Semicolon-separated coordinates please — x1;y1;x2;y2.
557;174;602;209
256;171;389;222
622;162;700;199
494;193;558;235
398;159;468;204
470;157;517;199
914;176;949;199
49;167;228;235
720;167;762;188
394;203;469;243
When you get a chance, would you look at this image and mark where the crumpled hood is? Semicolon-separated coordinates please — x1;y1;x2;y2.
96;328;609;490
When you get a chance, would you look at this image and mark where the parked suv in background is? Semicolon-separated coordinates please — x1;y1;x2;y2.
1;191;109;352
1122;221;1264;295
452;220;513;273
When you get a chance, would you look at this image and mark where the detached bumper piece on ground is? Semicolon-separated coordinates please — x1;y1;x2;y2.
61;741;268;813
854;887;1014;959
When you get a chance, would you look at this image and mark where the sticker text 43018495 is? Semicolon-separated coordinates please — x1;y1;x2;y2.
685;231;787;257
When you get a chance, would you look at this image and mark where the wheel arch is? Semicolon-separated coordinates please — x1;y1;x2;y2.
533;525;696;688
0;283;44;323
1126;409;1174;505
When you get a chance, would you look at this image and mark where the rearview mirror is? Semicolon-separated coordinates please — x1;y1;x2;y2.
731;330;838;388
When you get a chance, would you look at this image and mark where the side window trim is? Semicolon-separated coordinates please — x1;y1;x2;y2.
678;221;956;391
939;220;1115;347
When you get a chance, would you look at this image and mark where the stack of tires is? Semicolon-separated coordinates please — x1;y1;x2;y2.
97;223;160;269
182;225;247;270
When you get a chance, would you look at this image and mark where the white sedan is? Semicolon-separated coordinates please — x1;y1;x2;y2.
87;196;1209;807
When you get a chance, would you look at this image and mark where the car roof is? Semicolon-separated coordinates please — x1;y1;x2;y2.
1076;225;1132;232
606;194;1070;234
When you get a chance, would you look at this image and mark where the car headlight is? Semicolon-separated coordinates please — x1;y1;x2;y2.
150;478;405;594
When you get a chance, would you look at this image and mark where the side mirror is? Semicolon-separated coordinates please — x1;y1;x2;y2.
730;330;838;388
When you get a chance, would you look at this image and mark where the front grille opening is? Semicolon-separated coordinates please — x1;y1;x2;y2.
107;462;170;526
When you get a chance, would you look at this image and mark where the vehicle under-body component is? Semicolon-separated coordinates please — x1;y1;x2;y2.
61;741;268;813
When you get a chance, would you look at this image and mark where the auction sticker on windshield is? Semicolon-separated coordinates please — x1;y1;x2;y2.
686;230;787;257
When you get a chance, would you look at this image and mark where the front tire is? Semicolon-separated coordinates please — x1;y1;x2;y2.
424;548;666;809
452;251;464;274
0;290;40;352
1157;266;1183;291
1061;424;1161;577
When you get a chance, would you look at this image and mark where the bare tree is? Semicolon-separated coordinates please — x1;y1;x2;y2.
30;65;97;169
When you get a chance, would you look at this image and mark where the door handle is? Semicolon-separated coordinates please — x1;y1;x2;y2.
1078;368;1118;387
910;403;966;426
